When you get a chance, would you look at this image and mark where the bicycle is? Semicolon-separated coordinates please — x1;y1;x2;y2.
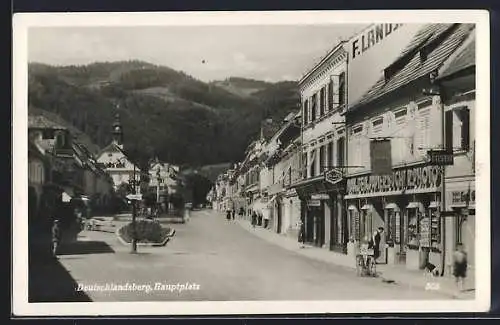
355;244;377;277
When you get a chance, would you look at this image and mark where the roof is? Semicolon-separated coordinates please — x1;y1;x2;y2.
28;114;67;130
348;23;475;113
438;33;475;79
98;142;126;156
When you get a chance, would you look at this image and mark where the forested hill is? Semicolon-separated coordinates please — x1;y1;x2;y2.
28;60;299;167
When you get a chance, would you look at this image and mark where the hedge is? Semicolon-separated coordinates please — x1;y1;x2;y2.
119;220;171;244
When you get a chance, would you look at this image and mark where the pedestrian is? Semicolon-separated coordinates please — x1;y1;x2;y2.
263;209;270;229
453;243;468;293
239;207;244;218
369;227;384;263
298;220;305;248
51;219;62;258
251;210;257;228
226;209;232;222
258;210;263;226
232;208;236;220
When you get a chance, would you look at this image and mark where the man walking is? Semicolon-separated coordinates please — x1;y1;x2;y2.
370;227;384;263
51;219;62;258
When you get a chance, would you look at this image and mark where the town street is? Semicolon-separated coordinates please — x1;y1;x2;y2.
54;209;451;302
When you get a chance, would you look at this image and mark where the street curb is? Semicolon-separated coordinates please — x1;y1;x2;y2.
115;225;173;247
233;218;467;299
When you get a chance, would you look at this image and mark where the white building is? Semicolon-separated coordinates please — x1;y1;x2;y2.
96;114;141;193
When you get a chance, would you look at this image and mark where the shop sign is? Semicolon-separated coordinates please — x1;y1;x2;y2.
311;194;329;200
307;199;321;207
325;169;343;184
451;189;475;205
427;149;454;166
346;165;442;196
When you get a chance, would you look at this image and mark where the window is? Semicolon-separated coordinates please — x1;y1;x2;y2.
311;94;317;122
351;125;363;167
302;153;308;179
42;129;55;139
394;107;407;125
328;79;335;110
337;137;345;167
319;145;326;173
416;106;432;155
407;208;420;248
446;107;470;152
303;99;309;125
339;72;346;107
327;141;335;168
319;88;325;117
371;117;384;135
309;149;316;177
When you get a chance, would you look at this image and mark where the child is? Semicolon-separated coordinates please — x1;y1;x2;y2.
453;243;468;292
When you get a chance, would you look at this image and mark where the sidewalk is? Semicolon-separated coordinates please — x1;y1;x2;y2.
234;217;475;300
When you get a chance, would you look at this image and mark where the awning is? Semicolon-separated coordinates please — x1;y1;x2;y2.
348;205;358;211
406;202;420;209
361;204;372;210
428;201;440;208
384;203;400;210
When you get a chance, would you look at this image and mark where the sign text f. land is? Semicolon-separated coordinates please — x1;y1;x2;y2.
351;23;404;60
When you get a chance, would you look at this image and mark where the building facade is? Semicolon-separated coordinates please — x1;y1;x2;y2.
293;43;349;252
344;23;475;271
96;113;141;193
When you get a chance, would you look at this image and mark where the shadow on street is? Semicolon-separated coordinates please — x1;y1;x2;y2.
58;240;115;255
29;254;92;302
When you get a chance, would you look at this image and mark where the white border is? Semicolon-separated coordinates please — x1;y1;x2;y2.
12;10;491;316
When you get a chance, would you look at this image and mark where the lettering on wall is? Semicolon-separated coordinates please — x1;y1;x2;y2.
346;165;442;195
451;189;476;205
351;23;404;60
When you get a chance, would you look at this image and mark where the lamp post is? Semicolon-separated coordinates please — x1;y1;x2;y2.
131;162;138;253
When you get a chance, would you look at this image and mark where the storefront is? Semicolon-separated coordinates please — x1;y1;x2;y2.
445;179;475;273
345;164;443;270
292;176;346;250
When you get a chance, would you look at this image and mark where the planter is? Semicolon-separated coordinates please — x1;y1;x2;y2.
117;220;174;247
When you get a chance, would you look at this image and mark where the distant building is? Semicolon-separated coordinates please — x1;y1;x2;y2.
96;113;141;193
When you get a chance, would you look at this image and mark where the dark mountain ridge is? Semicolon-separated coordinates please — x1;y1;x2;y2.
28;60;299;168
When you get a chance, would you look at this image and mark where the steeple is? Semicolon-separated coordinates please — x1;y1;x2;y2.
112;113;124;149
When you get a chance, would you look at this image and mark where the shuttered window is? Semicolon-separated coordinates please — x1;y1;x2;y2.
311;94;317;122
338;72;346;107
319;145;326;173
351;125;363;168
337;137;345;167
328;79;335;110
416;106;432;156
319;87;325;117
303;99;309;125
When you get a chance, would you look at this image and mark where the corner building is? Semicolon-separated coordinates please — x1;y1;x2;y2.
343;23;475;271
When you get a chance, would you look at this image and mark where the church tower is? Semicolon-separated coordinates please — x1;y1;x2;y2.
112;113;124;149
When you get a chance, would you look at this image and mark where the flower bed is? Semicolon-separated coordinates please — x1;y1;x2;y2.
118;220;172;246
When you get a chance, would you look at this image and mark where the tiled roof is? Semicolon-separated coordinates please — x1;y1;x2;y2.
349;23;475;113
28;114;67;130
439;34;475;79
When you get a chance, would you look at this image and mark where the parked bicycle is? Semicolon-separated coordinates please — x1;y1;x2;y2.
356;243;377;277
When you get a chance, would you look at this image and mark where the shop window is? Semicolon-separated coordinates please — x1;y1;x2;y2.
348;209;360;241
429;208;440;250
455;215;465;245
446;107;470;152
406;208;420;249
386;208;399;245
311;94;317;122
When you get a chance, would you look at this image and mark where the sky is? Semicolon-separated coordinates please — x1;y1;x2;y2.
28;25;366;82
